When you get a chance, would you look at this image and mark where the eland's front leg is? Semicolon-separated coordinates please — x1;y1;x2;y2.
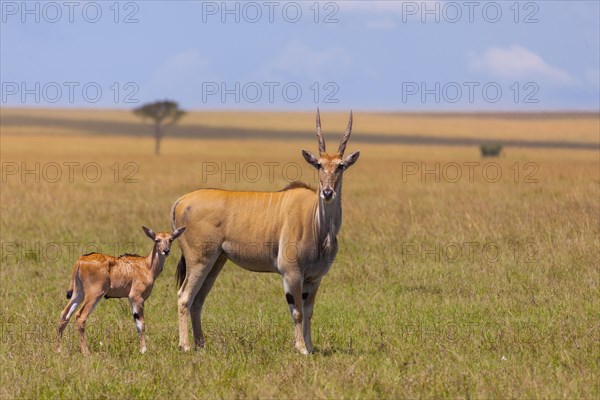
129;296;146;354
301;279;321;354
283;274;309;355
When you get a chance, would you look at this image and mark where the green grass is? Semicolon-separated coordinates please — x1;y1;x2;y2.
1;112;599;398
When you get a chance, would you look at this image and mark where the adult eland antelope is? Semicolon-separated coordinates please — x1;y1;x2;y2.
171;110;360;354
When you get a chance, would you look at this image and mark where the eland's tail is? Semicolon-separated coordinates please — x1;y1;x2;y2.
176;256;186;289
170;197;183;231
171;196;187;288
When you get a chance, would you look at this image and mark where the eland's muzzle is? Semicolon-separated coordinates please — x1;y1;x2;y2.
321;188;334;201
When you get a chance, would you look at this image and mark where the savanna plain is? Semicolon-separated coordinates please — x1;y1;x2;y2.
0;109;598;398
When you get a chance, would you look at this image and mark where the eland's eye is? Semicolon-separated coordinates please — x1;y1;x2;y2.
317;163;323;169
338;163;346;170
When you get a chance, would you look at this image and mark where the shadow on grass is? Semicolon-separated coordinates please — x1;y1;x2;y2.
2;114;598;150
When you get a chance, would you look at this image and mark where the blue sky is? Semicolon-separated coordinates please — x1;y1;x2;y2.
1;0;599;111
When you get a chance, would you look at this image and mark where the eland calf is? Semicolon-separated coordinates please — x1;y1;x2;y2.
56;226;186;355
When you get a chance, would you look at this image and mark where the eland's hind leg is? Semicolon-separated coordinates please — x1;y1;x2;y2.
190;252;227;349
56;289;84;353
178;249;223;351
74;291;104;356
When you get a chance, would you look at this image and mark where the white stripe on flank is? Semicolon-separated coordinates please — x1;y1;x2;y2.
271;195;282;234
265;193;273;235
266;193;273;218
250;193;258;219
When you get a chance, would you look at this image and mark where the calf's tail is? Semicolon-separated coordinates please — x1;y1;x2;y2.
66;261;79;299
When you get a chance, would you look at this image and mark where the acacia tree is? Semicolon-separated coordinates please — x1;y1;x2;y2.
134;100;185;155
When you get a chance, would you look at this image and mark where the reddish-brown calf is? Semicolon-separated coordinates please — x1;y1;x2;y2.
56;226;185;355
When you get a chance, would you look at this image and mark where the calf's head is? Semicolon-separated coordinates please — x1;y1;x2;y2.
142;226;186;256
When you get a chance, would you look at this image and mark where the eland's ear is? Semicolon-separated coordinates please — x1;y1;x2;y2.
172;226;186;240
142;226;156;240
342;151;360;169
302;150;320;169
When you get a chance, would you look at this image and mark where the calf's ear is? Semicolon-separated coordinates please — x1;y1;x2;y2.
142;226;156;240
172;226;186;240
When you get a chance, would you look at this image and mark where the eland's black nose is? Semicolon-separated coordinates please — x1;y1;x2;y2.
322;189;334;200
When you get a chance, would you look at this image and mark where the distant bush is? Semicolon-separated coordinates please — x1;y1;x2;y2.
480;143;503;157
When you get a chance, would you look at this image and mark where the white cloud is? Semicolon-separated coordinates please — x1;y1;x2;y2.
161;49;208;71
468;45;575;85
257;40;350;81
152;48;216;84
